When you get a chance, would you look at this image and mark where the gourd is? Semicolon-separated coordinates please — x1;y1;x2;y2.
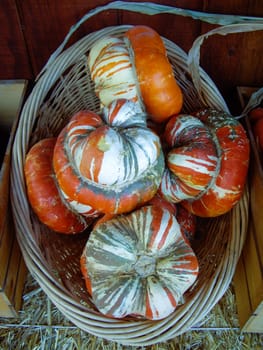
159;114;218;202
88;25;183;123
24;138;88;234
148;194;196;245
53;99;164;215
159;109;250;217
80;205;199;320
182;109;250;217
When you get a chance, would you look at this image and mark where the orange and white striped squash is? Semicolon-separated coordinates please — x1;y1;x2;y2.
147;194;196;245
159;110;250;217
182;109;250;217
53;99;164;214
159;114;219;202
88;25;183;123
80;205;199;320
88;36;139;106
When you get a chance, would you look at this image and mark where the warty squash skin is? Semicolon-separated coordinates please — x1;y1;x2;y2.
24;138;88;234
88;25;183;123
159;114;219;202
159;109;250;217
182;109;250;217
80;205;199;320
53;99;165;215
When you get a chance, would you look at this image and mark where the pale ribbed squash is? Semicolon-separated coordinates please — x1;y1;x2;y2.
81;205;199;320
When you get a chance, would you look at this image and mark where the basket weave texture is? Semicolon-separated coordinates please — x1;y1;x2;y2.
11;24;249;346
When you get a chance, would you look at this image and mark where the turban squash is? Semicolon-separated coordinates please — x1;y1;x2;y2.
88;25;183;123
53;99;164;215
148;194;196;245
159;109;250;217
24;138;88;234
80;205;199;320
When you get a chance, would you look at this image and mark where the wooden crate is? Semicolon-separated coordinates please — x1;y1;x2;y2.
233;87;263;333
0;80;28;317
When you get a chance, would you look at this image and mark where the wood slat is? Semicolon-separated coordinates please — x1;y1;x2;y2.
17;0;119;76
0;80;28;317
0;0;32;79
200;0;263;109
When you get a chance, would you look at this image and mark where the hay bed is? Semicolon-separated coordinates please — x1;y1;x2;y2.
0;273;262;349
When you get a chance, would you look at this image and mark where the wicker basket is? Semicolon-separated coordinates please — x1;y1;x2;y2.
10;2;257;346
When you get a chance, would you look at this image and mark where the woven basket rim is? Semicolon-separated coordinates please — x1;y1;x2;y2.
10;24;249;346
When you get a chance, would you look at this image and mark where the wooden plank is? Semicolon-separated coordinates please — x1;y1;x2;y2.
242;219;263;315
233;254;252;328
250;158;263;267
0;80;28;317
0;0;32;79
17;0;119;76
0;81;27;288
0;213;27;317
0;292;17;318
1;233;22;300
200;1;263;108
12;257;27;311
234;85;263;333
234;197;263;333
243;301;263;333
0;208;15;289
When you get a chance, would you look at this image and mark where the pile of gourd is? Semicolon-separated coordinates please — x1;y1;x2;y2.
24;26;250;320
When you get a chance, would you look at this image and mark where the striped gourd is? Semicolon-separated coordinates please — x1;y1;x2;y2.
88;36;139;106
159;114;218;202
53;99;164;214
159;110;250;217
88;25;183;123
182;109;250;217
81;205;199;320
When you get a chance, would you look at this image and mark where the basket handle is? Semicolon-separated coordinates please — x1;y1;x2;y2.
188;22;263;107
38;0;263;97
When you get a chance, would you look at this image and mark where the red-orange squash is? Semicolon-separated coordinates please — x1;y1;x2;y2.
80;205;199;320
24;138;88;234
53;99;164;214
159;109;250;217
182;109;250;217
88;25;183;123
159;114;218;202
148;194;196;245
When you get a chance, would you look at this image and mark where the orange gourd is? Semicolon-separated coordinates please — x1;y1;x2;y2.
24;138;88;234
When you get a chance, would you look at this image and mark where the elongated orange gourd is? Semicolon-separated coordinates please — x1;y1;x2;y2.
24;138;88;234
80;205;199;320
125;25;183;123
53;99;164;214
